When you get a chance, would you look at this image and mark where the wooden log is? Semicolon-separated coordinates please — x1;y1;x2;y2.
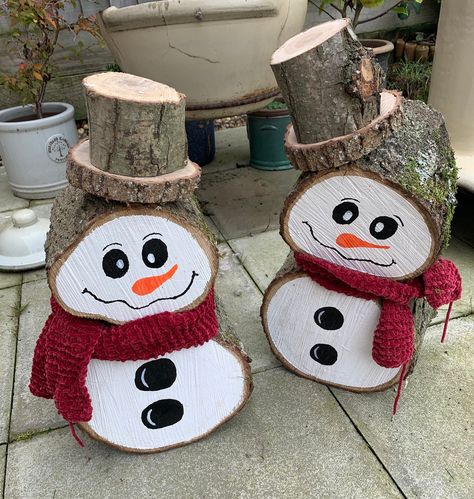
280;99;457;280
43;185;252;452
83;72;187;176
260;255;435;392
67;140;201;204
284;90;403;172
271;18;384;144
280;167;445;281
46;184;215;274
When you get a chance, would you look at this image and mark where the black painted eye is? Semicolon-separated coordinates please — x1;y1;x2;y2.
102;248;129;279
141;399;184;429
314;307;344;330
369;216;398;240
310;344;338;366
332;202;359;225
135;359;177;391
142;238;168;268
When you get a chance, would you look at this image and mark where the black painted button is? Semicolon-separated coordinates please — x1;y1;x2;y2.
314;307;344;330
141;399;184;429
135;359;177;391
310;344;338;366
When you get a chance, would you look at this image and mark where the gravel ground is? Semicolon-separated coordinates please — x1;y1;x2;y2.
76;114;246;138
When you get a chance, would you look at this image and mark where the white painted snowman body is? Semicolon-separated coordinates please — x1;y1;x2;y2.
50;210;249;451
264;169;435;391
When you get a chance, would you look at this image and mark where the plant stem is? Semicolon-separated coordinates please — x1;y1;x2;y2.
352;2;363;28
309;0;337;20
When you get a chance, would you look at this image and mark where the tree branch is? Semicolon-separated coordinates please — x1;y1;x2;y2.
309;0;337;20
357;0;404;26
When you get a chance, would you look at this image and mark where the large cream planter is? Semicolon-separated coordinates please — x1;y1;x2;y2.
98;0;308;119
0;103;77;199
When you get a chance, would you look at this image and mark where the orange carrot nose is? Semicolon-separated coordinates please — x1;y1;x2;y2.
336;233;390;250
132;264;178;296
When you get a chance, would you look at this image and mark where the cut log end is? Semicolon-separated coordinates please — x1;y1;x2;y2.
284;90;403;172
280;168;439;280
271;18;350;65
261;270;401;392
83;72;185;105
68;140;200;204
78;335;252;453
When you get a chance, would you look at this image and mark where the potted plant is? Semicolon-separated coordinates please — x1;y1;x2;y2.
247;99;292;171
0;0;101;199
309;0;428;72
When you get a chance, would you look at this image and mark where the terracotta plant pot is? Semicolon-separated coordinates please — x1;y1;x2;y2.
416;44;430;62
404;42;417;61
395;38;406;60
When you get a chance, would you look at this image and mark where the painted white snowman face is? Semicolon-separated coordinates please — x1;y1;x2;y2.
283;171;434;279
50;210;217;323
264;274;400;390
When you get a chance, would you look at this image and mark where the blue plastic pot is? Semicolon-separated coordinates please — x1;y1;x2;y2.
185;119;216;166
247;107;292;171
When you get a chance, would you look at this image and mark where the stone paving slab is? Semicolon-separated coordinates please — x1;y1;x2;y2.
216;243;278;373
198;166;299;240
5;368;401;499
0;168;28;214
10;279;64;439
202;126;250;176
0;286;19;443
228;230;289;293
331;316;474;499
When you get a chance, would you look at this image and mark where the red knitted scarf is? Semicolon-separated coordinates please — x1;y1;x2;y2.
294;252;462;412
29;290;219;424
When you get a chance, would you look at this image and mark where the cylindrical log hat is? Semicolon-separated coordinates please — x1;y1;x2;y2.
67;72;201;204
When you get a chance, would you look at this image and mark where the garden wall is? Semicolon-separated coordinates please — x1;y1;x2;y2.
0;0;440;119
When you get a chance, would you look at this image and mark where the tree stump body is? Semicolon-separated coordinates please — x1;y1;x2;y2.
271;19;384;144
30;73;252;453
84;72;187;177
261;18;458;397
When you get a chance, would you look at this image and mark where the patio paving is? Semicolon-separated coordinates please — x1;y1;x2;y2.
0;126;473;498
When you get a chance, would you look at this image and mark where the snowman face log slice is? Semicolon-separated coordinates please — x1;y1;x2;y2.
282;170;437;280
262;273;400;391
50;210;218;323
48;209;250;452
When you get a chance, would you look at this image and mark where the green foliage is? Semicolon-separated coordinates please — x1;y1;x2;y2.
0;0;102;118
105;62;122;72
309;0;426;28
386;59;432;102
265;100;288;110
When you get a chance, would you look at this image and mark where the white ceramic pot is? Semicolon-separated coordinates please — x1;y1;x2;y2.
0;102;78;199
99;0;308;119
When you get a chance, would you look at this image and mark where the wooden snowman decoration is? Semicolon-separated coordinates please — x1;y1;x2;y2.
30;73;252;452
261;19;462;410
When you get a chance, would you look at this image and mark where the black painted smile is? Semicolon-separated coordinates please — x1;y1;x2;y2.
82;271;198;309
302;221;396;268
